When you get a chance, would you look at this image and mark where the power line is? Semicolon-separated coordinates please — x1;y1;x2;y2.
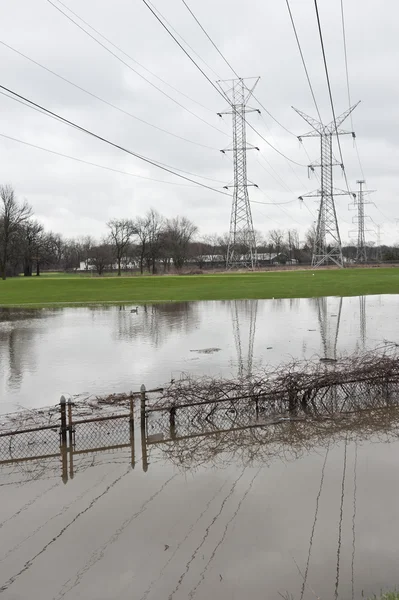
180;0;301;140
146;0;222;81
53;0;217;115
142;0;225;102
257;112;308;188
179;0;307;166
285;0;323;123
0;132;203;187
251;199;297;206
181;0;239;78
340;0;366;181
0;84;232;196
0;39;218;152
143;0;307;168
0;89;225;184
313;0;351;195
247;118;306;167
255;154;296;195
45;0;228;137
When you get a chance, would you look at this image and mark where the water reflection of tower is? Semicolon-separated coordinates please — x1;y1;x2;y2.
316;297;343;360
359;296;366;350
231;300;258;378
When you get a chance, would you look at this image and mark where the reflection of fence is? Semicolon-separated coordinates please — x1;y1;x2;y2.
141;375;399;469
0;396;135;483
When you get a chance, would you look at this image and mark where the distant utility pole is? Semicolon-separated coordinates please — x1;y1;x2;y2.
349;180;374;262
294;102;360;268
217;77;260;268
376;225;382;261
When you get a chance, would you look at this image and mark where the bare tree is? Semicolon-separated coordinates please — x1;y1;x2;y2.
304;224;317;254
190;239;207;269
78;235;95;271
89;243;113;275
107;219;135;276
0;185;32;279
268;229;285;258
20;220;44;276
286;229;300;261
146;209;165;274
164;216;198;270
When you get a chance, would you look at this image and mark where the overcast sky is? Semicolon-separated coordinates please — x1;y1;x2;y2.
0;0;397;244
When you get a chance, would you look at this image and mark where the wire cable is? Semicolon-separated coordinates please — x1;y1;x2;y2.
45;0;228;137
313;0;352;196
147;0;222;81
181;0;239;78
52;0;217;115
251;199;297;206
0;40;218;152
340;0;366;181
0;132;205;187
143;0;307;167
142;0;225;102
0;89;225;184
285;0;323;123
181;0;301;140
0;84;231;196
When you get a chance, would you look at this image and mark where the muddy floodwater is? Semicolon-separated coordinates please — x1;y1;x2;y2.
1;419;399;600
1;296;399;598
1;295;398;413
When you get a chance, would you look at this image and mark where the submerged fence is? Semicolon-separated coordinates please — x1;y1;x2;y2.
3;352;399;479
0;396;135;482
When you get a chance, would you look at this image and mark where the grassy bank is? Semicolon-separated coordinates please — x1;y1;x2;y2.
0;268;398;307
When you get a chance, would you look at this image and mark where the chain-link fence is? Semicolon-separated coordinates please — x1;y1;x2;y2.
0;397;135;473
0;424;61;464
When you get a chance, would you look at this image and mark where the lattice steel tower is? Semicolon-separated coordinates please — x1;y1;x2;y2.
349;179;374;262
218;78;260;268
294;103;359;268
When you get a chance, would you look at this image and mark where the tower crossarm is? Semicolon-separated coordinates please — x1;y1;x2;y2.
325;101;361;134
292;106;324;134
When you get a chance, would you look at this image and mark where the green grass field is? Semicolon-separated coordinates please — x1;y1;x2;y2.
0;268;399;307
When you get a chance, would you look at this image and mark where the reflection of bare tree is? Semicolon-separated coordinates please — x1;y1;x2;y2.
150;405;399;472
112;302;199;347
0;308;57;392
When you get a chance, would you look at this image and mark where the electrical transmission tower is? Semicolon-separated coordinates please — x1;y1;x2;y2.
217;78;260;268
294;102;359;268
349;179;374;262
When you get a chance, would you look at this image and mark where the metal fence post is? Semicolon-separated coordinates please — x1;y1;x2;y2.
67;399;74;479
169;404;176;440
140;385;148;472
60;396;68;484
140;385;146;433
60;396;67;447
129;395;135;469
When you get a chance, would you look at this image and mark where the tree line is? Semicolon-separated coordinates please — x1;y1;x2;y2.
0;185;397;279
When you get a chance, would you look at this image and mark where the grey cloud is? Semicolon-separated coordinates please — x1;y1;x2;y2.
0;0;397;242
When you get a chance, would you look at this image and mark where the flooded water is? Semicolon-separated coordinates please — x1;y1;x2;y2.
0;295;398;413
1;418;399;599
1;296;399;598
